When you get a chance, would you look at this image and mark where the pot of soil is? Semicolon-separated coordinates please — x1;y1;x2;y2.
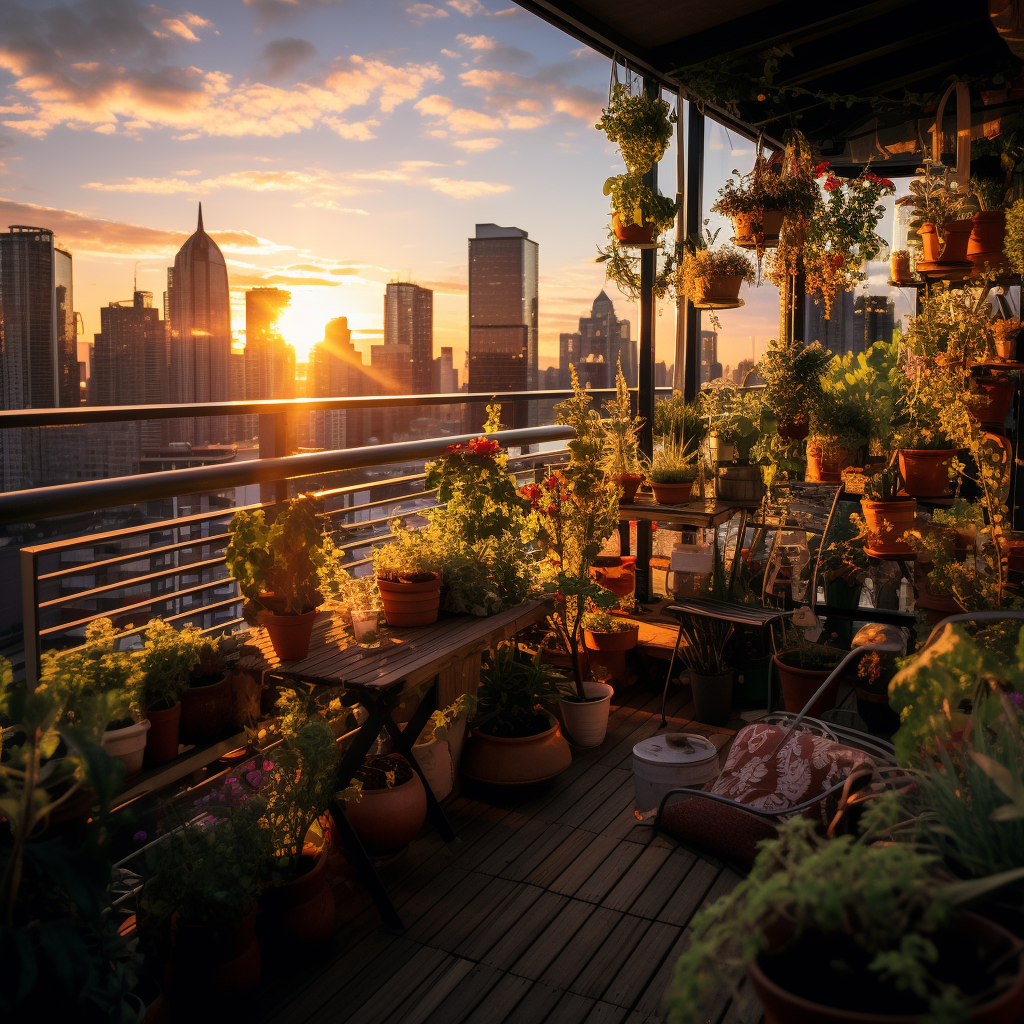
968;210;1007;275
748;912;1024;1024
584;622;640;689
102;718;151;778
690;670;733;726
612;212;656;246
558;680;614;747
773;650;844;717
144;702;181;766
615;472;642;503
916;586;962;629
898;448;956;497
692;276;743;307
256;595;318;661
169;905;261;1001
973;377;1016;429
731;209;784;247
860;497;917;558
261;839;334;946
806;442;854;484
343;753;427;856
180;672;232;744
461;711;572;785
890;251;912;284
919;219;974;263
377;573;441;627
651;480;694;505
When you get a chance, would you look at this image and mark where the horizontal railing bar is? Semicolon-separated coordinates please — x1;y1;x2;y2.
0;424;573;525
162;596;244;626
329;493;439;529
37;532;234;581
0;387;673;429
313;471;430;502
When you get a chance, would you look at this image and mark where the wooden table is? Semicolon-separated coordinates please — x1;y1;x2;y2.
248;598;551;929
618;496;741;529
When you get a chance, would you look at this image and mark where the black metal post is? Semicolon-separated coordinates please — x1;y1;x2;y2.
792;259;806;343
682;104;705;402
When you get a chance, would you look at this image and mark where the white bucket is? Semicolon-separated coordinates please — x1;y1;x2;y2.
102;719;151;778
558;681;614;747
632;732;719;813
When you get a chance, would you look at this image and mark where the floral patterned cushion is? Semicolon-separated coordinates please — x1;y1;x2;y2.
705;722;873;812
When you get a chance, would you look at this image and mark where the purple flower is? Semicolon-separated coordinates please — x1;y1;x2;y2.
133;830;147;843
246;770;264;790
1010;692;1023;706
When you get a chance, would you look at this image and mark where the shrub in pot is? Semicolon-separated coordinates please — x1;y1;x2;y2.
343;753;426;856
677;226;755;310
411;693;476;800
806;389;872;483
667;816;1024;1024
227;495;328;661
861;466;917;559
757;337;831;444
991;317;1020;362
600;360;644;503
372;522;443;626
461;643;571;786
773;628;847;717
181;634;240;744
646;430;699;506
900;173;972;268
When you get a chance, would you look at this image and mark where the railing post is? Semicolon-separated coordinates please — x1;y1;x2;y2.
21;549;40;689
682;103;704;402
259;411;290;507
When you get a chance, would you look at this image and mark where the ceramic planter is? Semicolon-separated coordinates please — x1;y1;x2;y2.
806;441;854;484
615;472;642;503
257;607;318;661
690;670;733;726
748;912;1024;1024
461;714;572;785
558;680;614;747
968;210;1007;274
650;480;694;505
692;275;743;307
144;702;181;766
973;377;1016;428
919;219;974;263
773;653;840;718
377;574;441;627
898;448;956;497
343;769;427;855
170;905;261;1001
612;212;656;246
861;498;916;558
261;841;334;946
411;732;454;801
585;623;640;689
102;719;151;778
180;673;232;744
731;209;784;247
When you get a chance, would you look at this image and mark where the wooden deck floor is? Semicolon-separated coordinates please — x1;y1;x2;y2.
254;685;758;1024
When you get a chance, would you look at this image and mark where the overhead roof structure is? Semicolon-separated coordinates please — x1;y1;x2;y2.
516;0;1024;171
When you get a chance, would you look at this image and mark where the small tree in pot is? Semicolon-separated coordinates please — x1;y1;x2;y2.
600;361;644;502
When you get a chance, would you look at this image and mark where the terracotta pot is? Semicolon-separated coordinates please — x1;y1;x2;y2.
102;719;151;778
343;769;427;855
996;531;1024;573
860;498;917;558
732;209;784;246
748;912;1024;1024
612;212;656;245
916;587;962;629
692;275;743;307
779;413;809;441
650;480;693;505
615;472;642;503
974;377;1016;428
179;674;232;744
144;702;181;766
890;251;911;283
261;842;334;946
920;219;974;263
690;670;733;726
968;210;1007;274
806;441;853;483
170;905;261;999
995;334;1016;361
257;607;317;661
461;714;572;785
898;448;956;497
773;654;839;718
377;574;441;627
584;624;639;653
558;680;614;747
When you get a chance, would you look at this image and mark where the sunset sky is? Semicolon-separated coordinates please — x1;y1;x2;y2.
0;0;912;380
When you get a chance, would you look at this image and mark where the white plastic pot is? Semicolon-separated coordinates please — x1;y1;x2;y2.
632;733;719;813
102;719;151;778
412;733;454;801
670;544;714;574
558;681;614;747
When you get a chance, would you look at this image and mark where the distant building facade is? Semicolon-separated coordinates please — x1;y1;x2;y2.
559;290;635;390
854;294;896;350
385;282;433;395
307;316;371;451
700;330;723;383
805;290;856;354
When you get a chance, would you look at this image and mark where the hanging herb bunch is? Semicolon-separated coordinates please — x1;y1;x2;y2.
674;224;755;328
765;130;821;286
595;76;678;298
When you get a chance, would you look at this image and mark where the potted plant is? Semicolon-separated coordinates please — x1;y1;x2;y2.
815;505;869;647
601;361;644;502
773;624;847;717
524;367;620;747
899;173;972;272
861;466;917;559
1006;196;1024;276
757;337;832;441
582;609;639;689
701;384;768;501
645;432;698;505
676;226;755;312
972;370;1017;430
372;521;444;626
895;427;958;498
968;175;1009;275
142;793;271;1003
806;388;872;483
180;634;239;744
992;317;1020;361
891;248;913;284
343;753;427;857
411;693;476;801
666;816;1024;1024
226;495;326;661
460;643;572;785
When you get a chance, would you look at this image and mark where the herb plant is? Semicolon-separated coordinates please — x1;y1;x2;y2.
471;643;566;738
807;384;873;461
971;175;1006;212
600;361;643;479
581;610;635;634
646;432;698;485
136;618;203;712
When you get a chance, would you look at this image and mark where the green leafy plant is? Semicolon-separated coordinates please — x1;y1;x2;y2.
757;338;832;435
654;391;708;450
594;237;676;302
700;384;769;464
807;384;873;461
595;83;673;175
710;155;818;219
372;520;444;582
675;226;755;324
471;643;566;738
226;495;326;616
602;172;677;231
899;173;969;243
423;692;477;743
1006;197;1024;275
136;618;203;712
864;465;904;502
645;432;698;485
824;339;899;450
600;361;643;478
581;610;635;633
971;175;1006;212
317;533;352;602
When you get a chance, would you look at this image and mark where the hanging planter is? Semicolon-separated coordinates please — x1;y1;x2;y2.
730;209;785;249
611;212;657;247
677;226;754;321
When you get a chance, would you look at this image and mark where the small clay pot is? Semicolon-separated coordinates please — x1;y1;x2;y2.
257;607;318;661
898;448;956;497
806;441;854;484
612;212;656;245
973;377;1016;428
377;574;441;627
170;905;261;1001
180;674;232;744
144;702;181;766
692;275;743;307
650;480;693;505
967;210;1007;274
773;654;840;718
861;498;917;558
615;472;642;503
731;209;784;247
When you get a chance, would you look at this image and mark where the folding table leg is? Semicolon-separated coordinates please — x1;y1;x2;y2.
660;619;687;727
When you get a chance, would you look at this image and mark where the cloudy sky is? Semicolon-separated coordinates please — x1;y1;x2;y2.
0;0;910;380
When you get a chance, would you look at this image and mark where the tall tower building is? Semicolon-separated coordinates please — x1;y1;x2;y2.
805;290;856;354
244;287;295;401
168;204;232;444
468;223;538;428
854;294;896;351
308;316;370;450
557;291;633;390
384;282;433;395
699;330;722;383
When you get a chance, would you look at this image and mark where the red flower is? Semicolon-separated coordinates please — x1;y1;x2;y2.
824;175;842;192
445;442;464;453
814;161;830;178
546;474;560;490
546;504;558;515
467;436;500;457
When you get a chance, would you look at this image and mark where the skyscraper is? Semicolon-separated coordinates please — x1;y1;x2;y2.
854;294;896;350
558;290;634;390
699;330;723;383
167;204;231;444
468;223;538;428
244;287;295;401
384;282;433;395
307;316;370;450
805;290;856;354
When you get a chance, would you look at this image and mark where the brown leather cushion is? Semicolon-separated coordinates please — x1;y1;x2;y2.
660;796;779;870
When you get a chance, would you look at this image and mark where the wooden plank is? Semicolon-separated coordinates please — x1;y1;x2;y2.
474;814;550;877
480;890;570;971
557;767;633;828
569;913;652;1000
429;875;523;954
419;962;506;1024
656;859;722;928
498;821;578;883
549;833;624;898
578;773;639;837
521;828;597;890
501;981;568;1024
601;844;674;914
403;870;494;946
453;882;546;961
718;977;766;1024
547;991;600;1024
571;837;645;905
395;956;477;1024
459;973;535;1024
584;1003;631;1024
343;944;452;1024
601;920;682;1009
537;905;623;991
511;899;599;981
